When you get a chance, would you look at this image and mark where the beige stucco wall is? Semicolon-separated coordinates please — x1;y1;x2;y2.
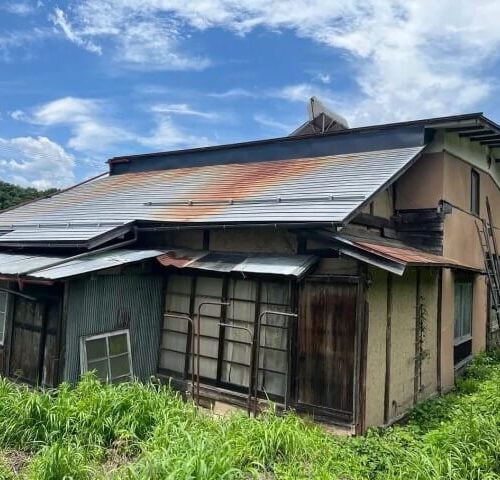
472;274;487;353
365;267;388;427
210;228;297;254
365;267;440;427
440;269;455;392
417;269;439;402
395;152;445;210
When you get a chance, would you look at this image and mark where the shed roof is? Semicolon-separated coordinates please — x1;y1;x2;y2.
0;146;424;234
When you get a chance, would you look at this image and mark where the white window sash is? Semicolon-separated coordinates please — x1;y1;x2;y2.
80;329;133;382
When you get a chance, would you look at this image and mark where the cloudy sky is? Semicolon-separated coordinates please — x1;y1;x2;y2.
1;0;500;189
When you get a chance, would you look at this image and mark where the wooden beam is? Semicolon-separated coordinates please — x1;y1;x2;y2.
383;273;393;424
436;269;443;394
459;129;494;138
414;270;422;405
467;134;500;141
445;126;484;133
480;140;500;145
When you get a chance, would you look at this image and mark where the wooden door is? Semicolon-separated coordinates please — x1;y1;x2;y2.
9;296;59;386
297;280;357;419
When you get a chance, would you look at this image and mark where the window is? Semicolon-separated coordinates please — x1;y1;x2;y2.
471;169;480;215
454;276;473;366
160;274;293;400
0;291;8;345
81;330;133;383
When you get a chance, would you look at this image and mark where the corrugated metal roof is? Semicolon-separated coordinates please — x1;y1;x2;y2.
0;252;66;275
157;249;317;277
32;249;163;280
0;146;424;230
332;234;482;275
0;223;130;245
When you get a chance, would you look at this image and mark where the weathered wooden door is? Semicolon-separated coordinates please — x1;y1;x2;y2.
9;295;60;386
297;280;358;419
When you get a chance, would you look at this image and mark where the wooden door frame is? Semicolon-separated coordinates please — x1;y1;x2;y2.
293;274;365;424
8;288;62;386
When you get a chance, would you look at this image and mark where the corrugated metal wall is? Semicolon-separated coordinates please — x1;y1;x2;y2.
63;273;164;383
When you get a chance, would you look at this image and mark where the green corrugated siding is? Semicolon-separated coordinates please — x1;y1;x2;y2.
63;274;164;383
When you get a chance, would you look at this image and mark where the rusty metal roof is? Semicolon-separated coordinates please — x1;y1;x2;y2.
0;146;424;234
0;249;163;280
157;249;317;277
332;234;482;275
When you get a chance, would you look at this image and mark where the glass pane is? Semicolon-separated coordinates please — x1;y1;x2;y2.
86;337;107;360
110;354;131;379
159;350;185;373
87;359;109;381
109;333;128;356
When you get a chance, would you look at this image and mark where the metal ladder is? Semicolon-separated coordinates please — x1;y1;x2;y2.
476;197;500;332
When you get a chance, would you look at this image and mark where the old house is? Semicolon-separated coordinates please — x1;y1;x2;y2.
0;109;498;434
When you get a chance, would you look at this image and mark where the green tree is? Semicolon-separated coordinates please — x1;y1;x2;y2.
0;181;58;211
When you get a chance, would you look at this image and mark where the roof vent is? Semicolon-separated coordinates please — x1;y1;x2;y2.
290;96;349;136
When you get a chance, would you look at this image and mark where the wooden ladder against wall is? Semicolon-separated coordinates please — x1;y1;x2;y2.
476;197;500;332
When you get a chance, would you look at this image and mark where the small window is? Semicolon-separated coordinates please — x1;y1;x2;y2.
471;169;480;215
81;330;133;383
0;291;8;345
454;277;473;366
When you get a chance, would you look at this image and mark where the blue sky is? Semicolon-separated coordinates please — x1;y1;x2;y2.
1;0;500;189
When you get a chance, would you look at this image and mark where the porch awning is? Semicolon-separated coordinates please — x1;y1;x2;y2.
0;249;163;281
314;233;481;276
157;249;317;278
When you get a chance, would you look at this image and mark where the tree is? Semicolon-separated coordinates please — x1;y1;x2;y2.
0;181;58;211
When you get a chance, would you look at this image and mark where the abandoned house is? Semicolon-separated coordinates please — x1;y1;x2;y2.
0;107;498;434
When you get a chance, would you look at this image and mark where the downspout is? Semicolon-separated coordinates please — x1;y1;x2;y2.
17;227;138;289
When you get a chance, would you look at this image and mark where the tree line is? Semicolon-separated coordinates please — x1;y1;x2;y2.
0;181;58;211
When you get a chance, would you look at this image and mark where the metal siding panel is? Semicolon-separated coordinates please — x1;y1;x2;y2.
0;146;424;228
63;274;163;383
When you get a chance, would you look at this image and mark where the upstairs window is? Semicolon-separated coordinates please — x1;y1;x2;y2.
81;330;133;383
471;169;480;215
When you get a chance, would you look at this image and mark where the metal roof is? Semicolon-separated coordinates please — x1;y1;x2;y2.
0;146;424;229
0;223;132;248
330;234;482;275
0;252;66;275
31;249;163;280
157;249;317;277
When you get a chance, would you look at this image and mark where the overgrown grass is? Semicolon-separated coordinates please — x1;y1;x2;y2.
0;350;498;479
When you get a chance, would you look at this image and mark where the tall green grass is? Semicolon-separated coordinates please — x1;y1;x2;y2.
0;350;498;479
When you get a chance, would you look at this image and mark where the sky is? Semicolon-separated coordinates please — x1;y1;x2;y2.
1;1;500;189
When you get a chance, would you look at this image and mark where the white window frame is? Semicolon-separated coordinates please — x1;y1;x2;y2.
0;291;9;346
80;329;133;382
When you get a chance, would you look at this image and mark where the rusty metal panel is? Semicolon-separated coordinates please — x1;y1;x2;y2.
297;280;358;419
63;273;163;383
0;146;424;229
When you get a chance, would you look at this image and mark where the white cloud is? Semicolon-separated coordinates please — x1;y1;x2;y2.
2;1;35;16
51;3;209;71
138;117;211;151
150;103;218;119
208;88;257;98
25;97;134;153
59;0;500;123
50;8;102;55
0;136;75;189
253;114;295;133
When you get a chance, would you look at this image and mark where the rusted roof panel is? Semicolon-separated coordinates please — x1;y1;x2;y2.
157;249;317;277
0;146;424;231
333;234;482;274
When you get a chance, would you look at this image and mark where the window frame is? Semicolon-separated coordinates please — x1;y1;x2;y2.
0;290;9;346
470;168;480;215
159;272;294;401
80;329;133;382
453;275;474;367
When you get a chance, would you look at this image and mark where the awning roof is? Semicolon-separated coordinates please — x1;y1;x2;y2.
0;248;317;281
157;249;317;277
317;233;481;276
0;223;133;249
0;249;163;281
